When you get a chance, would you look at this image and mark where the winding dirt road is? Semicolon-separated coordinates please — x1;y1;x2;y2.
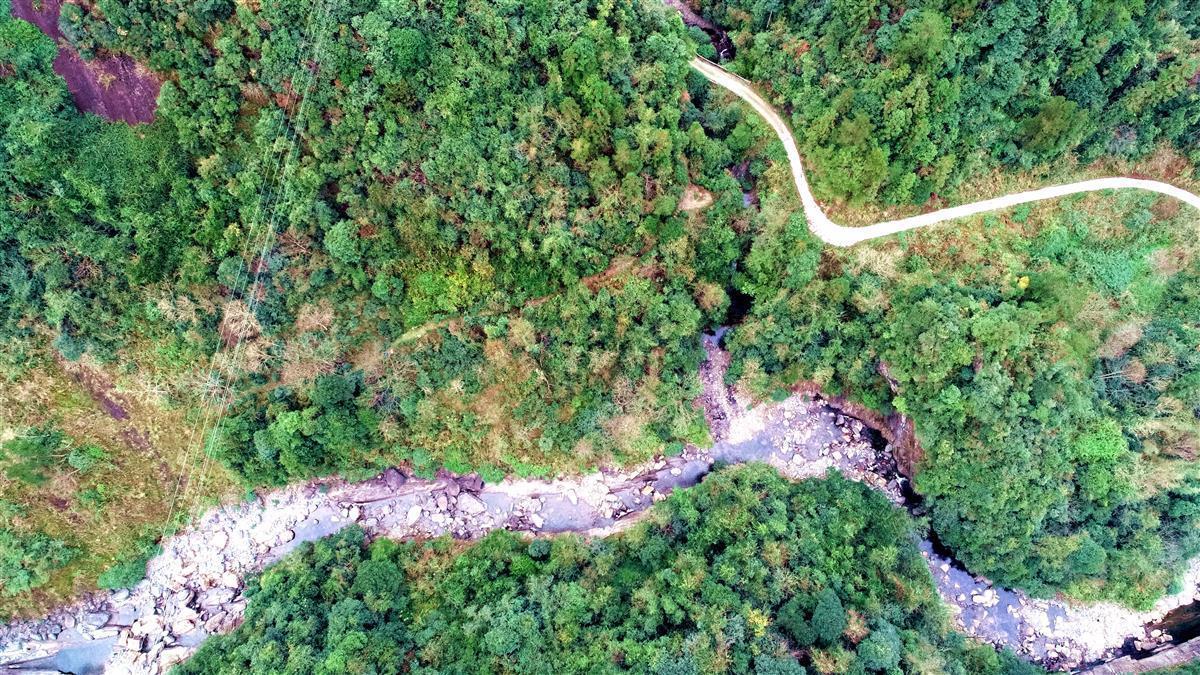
690;57;1200;246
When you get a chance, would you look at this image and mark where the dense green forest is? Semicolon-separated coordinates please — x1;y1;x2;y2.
179;465;1040;675
700;0;1200;204
726;150;1200;606
3;0;1200;625
1;0;752;487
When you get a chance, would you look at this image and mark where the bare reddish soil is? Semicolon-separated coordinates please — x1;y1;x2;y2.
11;0;160;124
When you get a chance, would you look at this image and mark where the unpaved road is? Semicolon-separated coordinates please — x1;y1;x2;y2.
689;57;1200;246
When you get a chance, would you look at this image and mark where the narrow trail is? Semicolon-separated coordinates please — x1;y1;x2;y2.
689;57;1200;246
1;336;1196;674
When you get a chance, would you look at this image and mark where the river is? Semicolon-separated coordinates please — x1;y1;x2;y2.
1;335;1197;673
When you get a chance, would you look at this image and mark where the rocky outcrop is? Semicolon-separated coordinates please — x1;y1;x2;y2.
10;0;161;124
1085;635;1200;674
661;0;734;59
789;379;923;479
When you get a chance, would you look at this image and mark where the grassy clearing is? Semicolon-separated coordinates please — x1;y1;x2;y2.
0;343;238;618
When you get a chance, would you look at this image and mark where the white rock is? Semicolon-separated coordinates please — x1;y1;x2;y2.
131;615;165;638
159;646;191;669
199;588;235;608
406;505;423;526
118;632;144;651
204;612;229;633
90;627;120;640
458;494;487;515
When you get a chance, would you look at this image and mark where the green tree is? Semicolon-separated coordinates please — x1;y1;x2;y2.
811;588;847;646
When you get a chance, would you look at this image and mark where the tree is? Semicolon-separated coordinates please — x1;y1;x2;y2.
856;622;902;671
0;528;78;596
812;588;847;646
1018;96;1086;159
778;596;816;647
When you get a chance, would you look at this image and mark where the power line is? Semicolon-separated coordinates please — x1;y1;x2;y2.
159;0;333;541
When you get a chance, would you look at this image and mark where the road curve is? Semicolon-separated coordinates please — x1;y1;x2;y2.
690;57;1200;247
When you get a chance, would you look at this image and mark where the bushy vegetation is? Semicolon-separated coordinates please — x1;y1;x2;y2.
215;273;715;483
727;177;1200;606
702;0;1200;204
3;0;755;485
0;416;187;605
0;350;231;617
179;465;1040;674
0;496;77;598
96;533;163;591
4;0;1200;622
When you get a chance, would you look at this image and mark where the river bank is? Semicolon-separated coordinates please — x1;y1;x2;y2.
0;336;1196;673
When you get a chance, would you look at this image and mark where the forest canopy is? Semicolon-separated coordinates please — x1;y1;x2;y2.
3;0;1200;621
700;0;1200;204
178;465;1041;675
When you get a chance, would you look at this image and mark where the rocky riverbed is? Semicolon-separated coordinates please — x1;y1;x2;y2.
0;336;1196;673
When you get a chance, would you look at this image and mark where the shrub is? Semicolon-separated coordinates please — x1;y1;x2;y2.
0;528;78;596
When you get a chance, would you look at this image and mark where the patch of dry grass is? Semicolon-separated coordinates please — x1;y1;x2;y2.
0;348;238;618
678;184;715;211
